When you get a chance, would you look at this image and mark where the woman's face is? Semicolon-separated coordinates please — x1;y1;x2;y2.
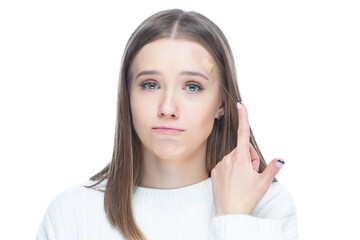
129;38;224;160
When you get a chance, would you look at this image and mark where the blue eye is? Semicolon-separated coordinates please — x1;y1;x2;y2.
139;81;205;93
140;82;158;90
185;83;204;92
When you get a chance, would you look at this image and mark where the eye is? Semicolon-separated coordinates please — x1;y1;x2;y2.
139;81;159;90
185;83;204;93
138;81;205;93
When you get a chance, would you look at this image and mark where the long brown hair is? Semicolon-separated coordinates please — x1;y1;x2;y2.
84;8;277;240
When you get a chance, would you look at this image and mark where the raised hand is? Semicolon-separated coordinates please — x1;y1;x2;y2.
211;100;285;216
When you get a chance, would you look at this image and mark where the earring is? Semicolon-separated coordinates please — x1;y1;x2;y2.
216;114;223;120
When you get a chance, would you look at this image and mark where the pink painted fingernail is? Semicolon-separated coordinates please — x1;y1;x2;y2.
276;159;285;168
237;100;242;110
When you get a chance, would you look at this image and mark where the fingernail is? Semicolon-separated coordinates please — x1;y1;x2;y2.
237;100;242;110
276;159;285;168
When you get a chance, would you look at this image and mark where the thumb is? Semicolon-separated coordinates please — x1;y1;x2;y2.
261;159;285;185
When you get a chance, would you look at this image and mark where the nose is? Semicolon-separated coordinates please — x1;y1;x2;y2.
158;89;179;119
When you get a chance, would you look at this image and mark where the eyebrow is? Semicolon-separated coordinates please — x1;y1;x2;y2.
135;70;209;81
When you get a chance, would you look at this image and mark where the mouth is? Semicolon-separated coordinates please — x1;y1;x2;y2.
152;126;185;133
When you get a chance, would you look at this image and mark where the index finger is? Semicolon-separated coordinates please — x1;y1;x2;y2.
236;100;250;158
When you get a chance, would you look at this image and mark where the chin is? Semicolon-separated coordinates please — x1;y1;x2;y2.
153;146;184;159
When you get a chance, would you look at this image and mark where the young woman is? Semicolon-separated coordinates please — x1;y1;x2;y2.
36;8;298;240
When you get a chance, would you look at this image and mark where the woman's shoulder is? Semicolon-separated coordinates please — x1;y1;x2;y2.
45;179;107;214
36;179;111;238
251;180;297;218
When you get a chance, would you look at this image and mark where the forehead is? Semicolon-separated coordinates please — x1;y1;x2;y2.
131;38;216;76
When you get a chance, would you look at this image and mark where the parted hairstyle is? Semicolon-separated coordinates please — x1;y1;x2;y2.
84;8;277;240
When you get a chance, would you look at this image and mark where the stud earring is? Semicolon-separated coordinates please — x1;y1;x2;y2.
216;114;223;120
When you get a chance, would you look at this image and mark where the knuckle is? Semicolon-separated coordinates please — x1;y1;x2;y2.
234;149;246;160
269;166;278;175
223;156;233;165
237;127;248;135
221;155;230;162
233;159;245;168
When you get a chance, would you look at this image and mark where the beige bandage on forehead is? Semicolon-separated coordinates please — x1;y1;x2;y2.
201;57;214;75
191;48;215;76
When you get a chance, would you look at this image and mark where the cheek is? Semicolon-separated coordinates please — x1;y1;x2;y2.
130;92;149;134
186;103;216;135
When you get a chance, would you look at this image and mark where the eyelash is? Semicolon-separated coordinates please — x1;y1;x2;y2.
139;81;205;93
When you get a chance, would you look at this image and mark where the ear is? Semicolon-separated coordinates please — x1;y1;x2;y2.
217;100;225;115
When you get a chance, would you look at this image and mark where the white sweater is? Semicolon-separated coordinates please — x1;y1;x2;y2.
35;177;299;240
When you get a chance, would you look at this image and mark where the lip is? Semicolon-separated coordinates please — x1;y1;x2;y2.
152;126;185;133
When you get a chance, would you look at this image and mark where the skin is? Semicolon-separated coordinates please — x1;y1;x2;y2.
129;38;224;189
129;38;285;215
211;101;285;216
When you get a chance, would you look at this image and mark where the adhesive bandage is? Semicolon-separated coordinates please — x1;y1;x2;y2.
201;57;214;75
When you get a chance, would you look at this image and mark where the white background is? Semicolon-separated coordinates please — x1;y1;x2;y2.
1;0;359;239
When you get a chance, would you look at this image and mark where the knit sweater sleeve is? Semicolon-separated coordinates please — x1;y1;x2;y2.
35;198;57;240
210;181;299;240
35;188;78;240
